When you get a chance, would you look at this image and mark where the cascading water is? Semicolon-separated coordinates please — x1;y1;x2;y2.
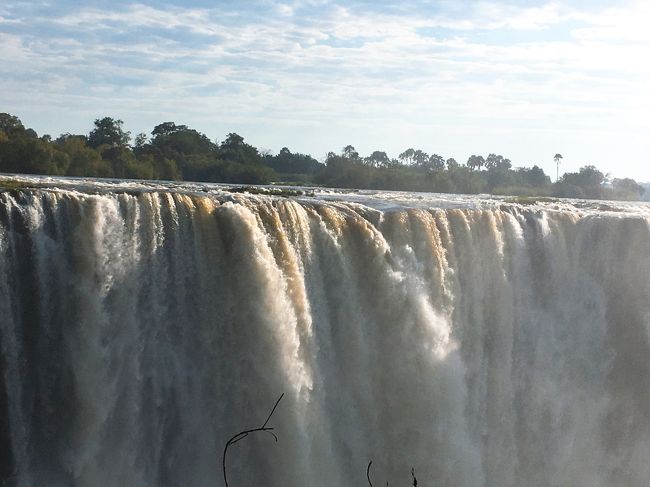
1;177;650;487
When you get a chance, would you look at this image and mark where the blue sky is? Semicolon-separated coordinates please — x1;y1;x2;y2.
1;0;649;180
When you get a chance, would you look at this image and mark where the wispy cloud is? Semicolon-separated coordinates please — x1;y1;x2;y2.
1;0;648;178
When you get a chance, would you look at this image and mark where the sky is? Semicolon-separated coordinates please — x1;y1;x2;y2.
1;0;649;180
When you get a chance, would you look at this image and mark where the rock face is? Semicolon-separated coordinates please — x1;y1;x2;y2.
1;179;650;487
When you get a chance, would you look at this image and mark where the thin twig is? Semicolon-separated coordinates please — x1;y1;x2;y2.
367;461;373;487
222;393;285;487
261;394;284;429
411;467;417;487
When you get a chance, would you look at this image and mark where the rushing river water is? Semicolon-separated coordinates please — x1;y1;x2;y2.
1;176;650;486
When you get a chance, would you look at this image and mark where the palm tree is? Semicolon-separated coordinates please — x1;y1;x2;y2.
554;153;563;182
467;154;485;171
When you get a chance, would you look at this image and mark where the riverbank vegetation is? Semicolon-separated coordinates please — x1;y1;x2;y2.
0;113;644;200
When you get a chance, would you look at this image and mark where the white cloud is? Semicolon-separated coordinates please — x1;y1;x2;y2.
1;0;649;178
461;1;568;30
572;1;650;42
52;3;218;36
275;3;294;16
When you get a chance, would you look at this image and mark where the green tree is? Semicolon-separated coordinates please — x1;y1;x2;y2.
516;165;551;187
611;178;644;201
155;157;182;181
399;148;416;165
365;150;391;168
0;113;24;135
449;165;485;193
412;149;429;169
102;146;153;179
134;133;148;148
467;155;485;170
342;145;360;161
149;124;214;158
485;153;511;170
55;136;112;177
151;122;189;138
428;154;445;171
446;158;459;170
554;153;563;182
0;134;66;175
219;133;261;165
485;153;498;170
265;147;321;176
88;117;131;148
556;165;604;199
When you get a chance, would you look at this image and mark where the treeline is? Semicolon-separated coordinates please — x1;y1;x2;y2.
0;113;644;200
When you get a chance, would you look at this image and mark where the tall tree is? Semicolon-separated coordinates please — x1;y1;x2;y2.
219;133;261;165
151;122;189;138
412;149;429;169
88;117;131;148
467;155;485;171
446;158;459;170
134;133;148;148
399;148;415;165
612;178;645;200
428;154;446;171
0;113;24;134
517;165;550;187
554;153;563;182
342;145;360;161
557;165;604;199
265;147;321;175
365;150;391;168
54;136;110;177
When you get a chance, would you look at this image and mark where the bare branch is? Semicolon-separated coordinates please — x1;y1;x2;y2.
261;394;284;429
222;393;285;487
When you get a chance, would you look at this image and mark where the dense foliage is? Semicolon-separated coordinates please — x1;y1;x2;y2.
0;113;644;200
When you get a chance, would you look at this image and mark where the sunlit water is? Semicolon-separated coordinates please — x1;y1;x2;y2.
1;176;650;486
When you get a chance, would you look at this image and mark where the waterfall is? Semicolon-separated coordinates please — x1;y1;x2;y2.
1;181;650;486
